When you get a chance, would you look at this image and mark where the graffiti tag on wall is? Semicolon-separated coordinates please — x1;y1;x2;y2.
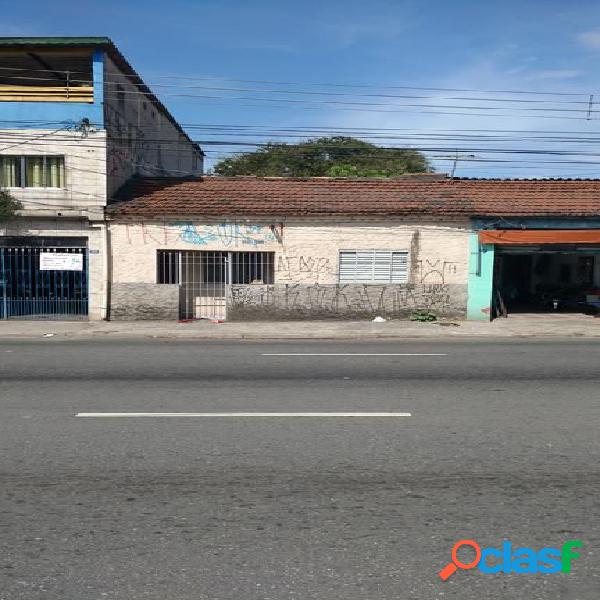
414;259;458;285
276;255;333;282
170;222;277;246
122;221;277;247
230;282;462;316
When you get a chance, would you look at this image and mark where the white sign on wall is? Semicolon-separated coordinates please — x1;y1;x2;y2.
39;252;84;271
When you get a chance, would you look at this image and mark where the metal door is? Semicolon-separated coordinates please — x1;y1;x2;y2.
157;250;276;321
180;251;227;320
0;246;88;320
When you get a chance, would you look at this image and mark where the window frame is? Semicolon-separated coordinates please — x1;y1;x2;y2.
157;250;181;284
157;250;276;285
0;155;66;189
338;249;410;284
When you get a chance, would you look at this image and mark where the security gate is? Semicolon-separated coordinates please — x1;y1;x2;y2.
157;250;275;320
181;251;228;320
0;244;88;320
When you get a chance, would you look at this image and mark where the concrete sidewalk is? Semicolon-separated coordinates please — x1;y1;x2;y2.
1;314;600;340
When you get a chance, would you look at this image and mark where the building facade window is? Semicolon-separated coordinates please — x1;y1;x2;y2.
339;250;409;283
157;250;276;285
0;156;20;187
0;156;65;188
157;250;180;284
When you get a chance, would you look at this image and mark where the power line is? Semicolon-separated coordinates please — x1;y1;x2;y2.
98;89;598;118
5;136;600;177
1;112;600;177
7;132;600;162
5;118;600;139
0;69;592;106
7;127;600;152
0;65;590;97
2;66;599;119
0;127;76;152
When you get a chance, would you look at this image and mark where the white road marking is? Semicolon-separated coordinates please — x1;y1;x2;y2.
76;412;412;418
261;353;446;356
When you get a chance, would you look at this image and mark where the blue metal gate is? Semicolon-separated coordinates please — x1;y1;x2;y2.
0;246;88;320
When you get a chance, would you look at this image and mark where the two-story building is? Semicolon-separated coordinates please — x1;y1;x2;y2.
0;37;204;320
2;38;599;324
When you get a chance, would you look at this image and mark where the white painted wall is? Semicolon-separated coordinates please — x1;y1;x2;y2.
0;217;106;319
109;217;471;286
0;129;106;219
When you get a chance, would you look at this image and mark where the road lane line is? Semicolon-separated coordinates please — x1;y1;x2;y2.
76;412;412;418
261;353;446;356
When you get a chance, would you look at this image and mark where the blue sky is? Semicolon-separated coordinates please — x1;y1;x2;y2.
5;0;600;176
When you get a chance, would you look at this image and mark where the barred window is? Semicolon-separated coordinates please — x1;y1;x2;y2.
157;250;275;285
157;250;180;284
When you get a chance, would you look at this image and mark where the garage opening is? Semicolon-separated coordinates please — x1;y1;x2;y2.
493;245;600;316
0;238;88;320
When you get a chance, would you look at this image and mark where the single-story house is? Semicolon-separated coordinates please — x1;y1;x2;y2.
106;175;600;321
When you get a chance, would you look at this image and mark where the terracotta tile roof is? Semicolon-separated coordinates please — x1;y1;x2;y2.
108;175;600;218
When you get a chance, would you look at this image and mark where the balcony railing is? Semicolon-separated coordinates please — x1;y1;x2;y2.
0;84;94;103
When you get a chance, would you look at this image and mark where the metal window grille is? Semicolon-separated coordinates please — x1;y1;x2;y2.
157;250;275;320
231;252;275;284
339;250;409;283
157;250;180;284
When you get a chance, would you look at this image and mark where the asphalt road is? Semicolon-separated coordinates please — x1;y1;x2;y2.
0;338;599;599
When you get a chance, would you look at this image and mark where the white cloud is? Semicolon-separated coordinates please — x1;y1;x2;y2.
320;55;597;178
576;30;600;49
525;69;583;80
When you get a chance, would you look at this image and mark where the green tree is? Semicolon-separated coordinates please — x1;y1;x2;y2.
213;136;430;177
0;190;21;219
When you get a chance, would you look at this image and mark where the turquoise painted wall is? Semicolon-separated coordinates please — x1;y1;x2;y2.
467;232;495;321
468;217;600;319
0;48;104;129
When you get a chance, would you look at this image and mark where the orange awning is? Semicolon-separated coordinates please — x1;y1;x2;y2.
478;229;600;245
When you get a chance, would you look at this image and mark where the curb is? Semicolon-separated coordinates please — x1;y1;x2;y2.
1;331;600;341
